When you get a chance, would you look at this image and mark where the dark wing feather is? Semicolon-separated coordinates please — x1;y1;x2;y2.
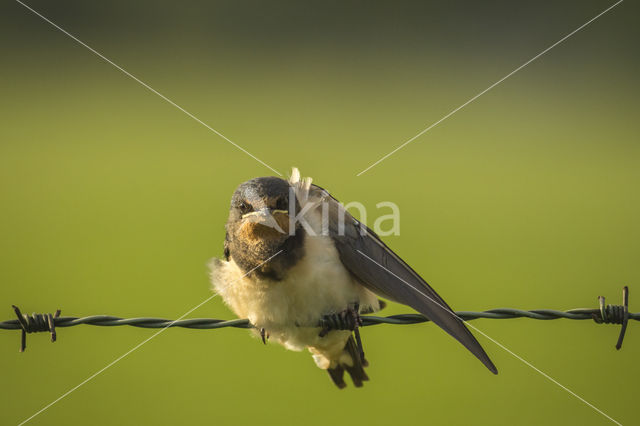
313;185;497;374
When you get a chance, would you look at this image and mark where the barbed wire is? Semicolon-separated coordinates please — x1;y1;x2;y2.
1;286;633;352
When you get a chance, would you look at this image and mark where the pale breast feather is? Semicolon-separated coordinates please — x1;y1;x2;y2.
209;207;379;353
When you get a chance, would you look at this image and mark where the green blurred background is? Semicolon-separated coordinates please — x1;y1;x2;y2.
1;0;638;424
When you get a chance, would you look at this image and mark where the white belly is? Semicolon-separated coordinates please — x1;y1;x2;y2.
209;232;379;368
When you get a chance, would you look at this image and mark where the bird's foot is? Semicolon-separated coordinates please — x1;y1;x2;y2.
318;303;362;336
259;328;269;345
319;304;366;365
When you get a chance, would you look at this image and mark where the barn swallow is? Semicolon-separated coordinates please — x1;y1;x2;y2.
210;168;497;388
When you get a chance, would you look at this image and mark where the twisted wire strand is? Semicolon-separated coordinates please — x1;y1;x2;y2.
1;308;637;331
0;316;252;330
2;286;633;351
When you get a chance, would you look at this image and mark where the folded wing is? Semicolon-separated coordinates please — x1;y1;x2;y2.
310;184;497;374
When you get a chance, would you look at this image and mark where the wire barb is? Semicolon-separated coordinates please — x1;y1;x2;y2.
591;286;630;349
11;305;61;352
2;287;636;352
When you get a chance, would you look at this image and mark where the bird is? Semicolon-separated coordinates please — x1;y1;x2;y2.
209;168;497;388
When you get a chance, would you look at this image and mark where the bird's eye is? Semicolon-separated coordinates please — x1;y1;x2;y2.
239;201;252;213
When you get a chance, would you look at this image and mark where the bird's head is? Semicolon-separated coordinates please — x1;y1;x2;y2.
227;176;297;244
224;172;308;278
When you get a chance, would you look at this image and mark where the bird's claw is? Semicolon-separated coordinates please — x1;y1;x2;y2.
260;328;269;345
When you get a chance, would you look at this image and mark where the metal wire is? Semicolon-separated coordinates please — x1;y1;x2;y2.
2;287;634;351
4;308;637;331
0;315;253;330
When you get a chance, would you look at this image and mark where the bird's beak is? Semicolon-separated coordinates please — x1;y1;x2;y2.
242;208;289;234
